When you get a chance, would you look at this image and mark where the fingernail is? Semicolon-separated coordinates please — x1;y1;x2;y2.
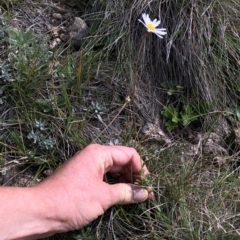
133;188;148;202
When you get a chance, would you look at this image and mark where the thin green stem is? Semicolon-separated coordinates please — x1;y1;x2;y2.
131;32;148;134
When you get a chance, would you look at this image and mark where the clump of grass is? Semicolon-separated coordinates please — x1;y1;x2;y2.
0;15;80;170
0;0;18;13
81;0;240;129
71;144;240;239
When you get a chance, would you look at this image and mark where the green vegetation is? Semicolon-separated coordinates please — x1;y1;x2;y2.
0;0;240;239
161;99;210;131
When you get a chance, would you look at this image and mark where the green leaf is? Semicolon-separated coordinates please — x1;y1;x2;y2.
167;88;175;96
236;108;240;122
224;108;234;116
180;105;198;126
166;120;178;131
161;104;180;123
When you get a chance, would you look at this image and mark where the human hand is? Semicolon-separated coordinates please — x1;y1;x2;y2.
35;144;152;233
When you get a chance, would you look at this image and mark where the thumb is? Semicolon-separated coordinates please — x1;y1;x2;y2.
108;183;149;205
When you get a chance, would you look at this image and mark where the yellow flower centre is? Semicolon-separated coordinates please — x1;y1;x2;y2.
147;22;155;31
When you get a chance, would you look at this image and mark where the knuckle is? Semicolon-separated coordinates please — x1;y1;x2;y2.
86;143;101;151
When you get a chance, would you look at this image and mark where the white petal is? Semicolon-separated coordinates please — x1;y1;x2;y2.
142;13;147;23
138;19;147;28
153;19;161;25
154;20;161;27
142;13;151;24
154;31;165;38
154;32;163;38
155;32;167;37
154;28;167;34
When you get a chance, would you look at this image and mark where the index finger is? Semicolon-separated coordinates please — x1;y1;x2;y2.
103;145;149;177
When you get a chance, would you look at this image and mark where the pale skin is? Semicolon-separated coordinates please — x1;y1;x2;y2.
0;144;152;240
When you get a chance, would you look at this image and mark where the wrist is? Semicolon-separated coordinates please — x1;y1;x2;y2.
0;186;68;240
27;185;69;238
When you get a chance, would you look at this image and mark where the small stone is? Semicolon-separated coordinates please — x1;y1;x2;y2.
125;96;131;103
58;26;67;34
46;24;53;31
43;169;53;177
49;38;61;50
50;18;59;25
52;13;62;20
63;12;72;20
49;26;59;38
60;33;69;42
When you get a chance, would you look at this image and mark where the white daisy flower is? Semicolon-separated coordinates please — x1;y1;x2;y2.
138;13;167;39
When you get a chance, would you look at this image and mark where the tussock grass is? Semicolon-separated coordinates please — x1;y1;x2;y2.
0;0;240;239
69;144;240;239
82;0;240;120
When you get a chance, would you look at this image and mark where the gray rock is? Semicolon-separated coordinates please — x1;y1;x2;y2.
69;17;88;49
